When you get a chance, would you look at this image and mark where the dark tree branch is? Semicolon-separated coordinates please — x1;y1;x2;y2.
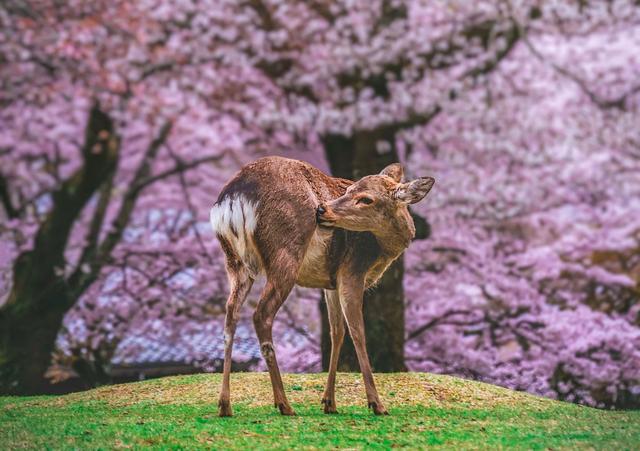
69;125;226;300
0;172;18;219
407;310;475;340
69;121;173;299
375;19;520;134
4;103;119;309
280;301;320;347
67;170;116;292
522;30;639;112
381;105;443;135
307;0;336;23
134;152;226;193
169;145;215;266
139;62;175;81
462;19;521;79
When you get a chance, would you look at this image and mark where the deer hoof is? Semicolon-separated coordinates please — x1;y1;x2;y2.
368;401;389;416
278;403;296;416
218;399;233;417
321;398;338;414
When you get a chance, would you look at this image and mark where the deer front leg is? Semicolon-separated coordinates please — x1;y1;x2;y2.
321;289;345;414
338;273;388;415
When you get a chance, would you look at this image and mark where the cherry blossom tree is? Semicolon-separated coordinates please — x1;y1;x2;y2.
211;0;640;406
400;3;640;407
0;0;267;393
1;0;639;408
222;0;533;371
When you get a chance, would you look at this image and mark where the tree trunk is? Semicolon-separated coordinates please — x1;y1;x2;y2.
0;105;119;395
0;293;69;394
320;128;424;372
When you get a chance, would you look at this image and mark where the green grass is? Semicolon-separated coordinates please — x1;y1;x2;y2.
1;372;639;449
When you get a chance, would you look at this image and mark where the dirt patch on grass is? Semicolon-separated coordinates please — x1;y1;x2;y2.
14;372;556;411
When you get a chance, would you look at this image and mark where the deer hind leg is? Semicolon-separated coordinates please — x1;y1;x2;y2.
253;264;298;416
338;274;388;415
218;241;254;417
321;289;345;414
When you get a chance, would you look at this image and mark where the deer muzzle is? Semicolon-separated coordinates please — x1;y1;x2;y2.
316;204;335;226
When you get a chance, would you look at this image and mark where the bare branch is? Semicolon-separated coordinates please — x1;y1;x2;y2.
407;310;475;340
96;122;172;263
67;170;116;291
135;152;226;192
68;121;172;298
168;145;215;266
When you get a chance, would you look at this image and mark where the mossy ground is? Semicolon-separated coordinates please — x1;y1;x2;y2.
1;372;639;449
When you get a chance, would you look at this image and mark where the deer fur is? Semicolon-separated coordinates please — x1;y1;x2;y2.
210;156;434;416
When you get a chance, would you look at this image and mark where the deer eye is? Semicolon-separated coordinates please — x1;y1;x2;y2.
356;197;374;205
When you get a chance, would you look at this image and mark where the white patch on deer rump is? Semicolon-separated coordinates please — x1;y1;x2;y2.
210;195;261;276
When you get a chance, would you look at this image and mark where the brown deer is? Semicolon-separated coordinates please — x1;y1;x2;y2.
210;156;434;416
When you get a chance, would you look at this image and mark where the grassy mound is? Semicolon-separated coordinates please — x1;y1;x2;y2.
2;372;639;449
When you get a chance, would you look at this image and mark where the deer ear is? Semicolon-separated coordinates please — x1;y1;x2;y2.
394;177;435;204
380;163;404;182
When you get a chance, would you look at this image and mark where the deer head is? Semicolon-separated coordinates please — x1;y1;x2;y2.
316;163;435;235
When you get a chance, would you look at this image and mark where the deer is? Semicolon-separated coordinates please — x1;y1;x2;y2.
210;156;434;417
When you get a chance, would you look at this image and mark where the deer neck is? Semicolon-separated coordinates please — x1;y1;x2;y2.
360;209;414;288
371;208;414;258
